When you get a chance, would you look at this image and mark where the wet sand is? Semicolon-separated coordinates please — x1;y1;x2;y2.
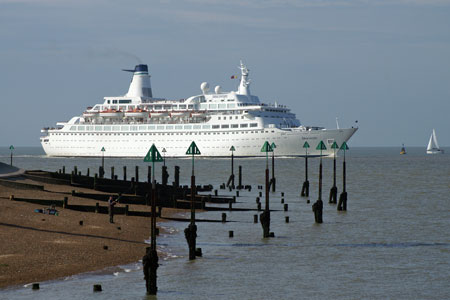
0;178;178;289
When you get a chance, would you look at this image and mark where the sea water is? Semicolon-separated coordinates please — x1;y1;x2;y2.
0;147;449;300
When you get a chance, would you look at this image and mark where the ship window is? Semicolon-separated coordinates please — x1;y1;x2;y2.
112;126;120;131
221;124;229;128
188;105;194;109
148;125;155;130
112;100;118;104
240;124;248;128
193;125;201;129
231;124;238;128
95;126;102;131
218;104;226;109
157;125;164;130
139;125;146;130
104;126;111;131
241;116;244;119
327;139;334;144
119;99;131;104
175;125;183;130
227;103;235;108
70;126;76;130
218;117;221;120
184;125;192;130
131;126;138;131
212;125;220;129
166;125;174;130
250;123;258;128
179;105;186;109
200;103;207;110
155;105;162;110
77;126;85;131
107;100;111;104
121;125;129;131
209;104;217;109
202;125;211;129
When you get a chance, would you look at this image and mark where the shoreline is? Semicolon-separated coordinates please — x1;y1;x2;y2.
0;177;182;289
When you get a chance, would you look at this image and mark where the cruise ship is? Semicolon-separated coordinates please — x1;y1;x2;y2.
40;62;357;157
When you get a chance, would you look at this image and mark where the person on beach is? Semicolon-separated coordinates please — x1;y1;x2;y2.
108;196;119;223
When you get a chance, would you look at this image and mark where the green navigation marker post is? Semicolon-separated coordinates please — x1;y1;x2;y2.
143;144;163;295
270;142;276;192
260;141;273;238
329;141;339;204
9;145;14;166
338;142;349;211
301;141;310;198
227;146;236;189
185;141;201;260
312;141;326;224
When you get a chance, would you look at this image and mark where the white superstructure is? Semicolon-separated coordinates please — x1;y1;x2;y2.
40;62;357;157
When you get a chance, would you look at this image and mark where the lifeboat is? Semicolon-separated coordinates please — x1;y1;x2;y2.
191;111;206;118
99;109;124;118
170;111;189;117
124;108;148;118
82;110;99;118
149;111;169;118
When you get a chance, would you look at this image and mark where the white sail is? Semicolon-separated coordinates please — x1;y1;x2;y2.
427;129;443;154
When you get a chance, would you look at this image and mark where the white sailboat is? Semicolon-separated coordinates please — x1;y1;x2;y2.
426;129;444;154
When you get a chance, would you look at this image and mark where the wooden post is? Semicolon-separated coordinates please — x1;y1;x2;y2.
238;165;242;189
329;142;338;204
111;166;115;180
271;150;276;192
87;168;90;177
148;166;151;183
301;142;310;197
63;197;68;208
338;142;349;211
313;141;326;223
62;166;65;174
174;166;180;188
135;166;139;183
123;166;127;181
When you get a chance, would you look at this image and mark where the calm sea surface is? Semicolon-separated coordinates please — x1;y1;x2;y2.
0;147;449;300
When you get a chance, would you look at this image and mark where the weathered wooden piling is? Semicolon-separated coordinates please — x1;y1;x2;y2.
236;191;239;197
260;141;272;238
174;166;180;188
284;204;288;211
143;144;163;295
62;166;65;174
238;165;243;189
93;284;102;292
301;142;310;197
32;283;39;290
256;197;260;204
254;214;258;223
227;146;236;189
74;166;78;175
271;142;276;192
313;141;326;223
9;145;14;166
63;197;68;208
86;168;90;177
229;200;233;211
329;142;339;204
285;216;290;223
185;142;200;260
229;231;234;238
93;174;98;190
135;166;139;183
162;166;169;186
281;198;284;204
338;142;349;211
257;202;261;211
123;166;127;181
222;213;227;223
111;166;114;180
99;166;104;178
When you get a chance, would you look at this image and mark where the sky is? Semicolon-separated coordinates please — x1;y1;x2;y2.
0;0;449;147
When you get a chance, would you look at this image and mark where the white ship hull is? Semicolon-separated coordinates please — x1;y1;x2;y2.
41;127;357;158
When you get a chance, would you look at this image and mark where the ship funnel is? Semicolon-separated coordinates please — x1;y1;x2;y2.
124;64;153;98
